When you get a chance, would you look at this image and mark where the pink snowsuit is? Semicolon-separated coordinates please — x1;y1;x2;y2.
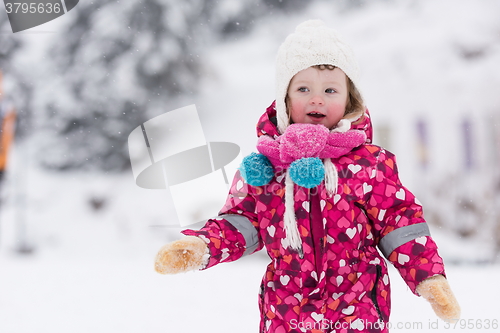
182;102;445;333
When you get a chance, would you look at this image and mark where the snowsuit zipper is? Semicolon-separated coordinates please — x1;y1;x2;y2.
370;264;384;322
309;189;325;279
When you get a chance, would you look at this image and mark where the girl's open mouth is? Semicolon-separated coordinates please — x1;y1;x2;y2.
307;112;326;119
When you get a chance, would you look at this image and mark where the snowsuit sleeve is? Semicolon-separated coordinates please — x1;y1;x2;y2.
364;149;445;295
181;170;264;270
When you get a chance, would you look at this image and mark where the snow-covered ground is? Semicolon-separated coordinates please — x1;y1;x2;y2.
0;229;498;333
1;1;500;332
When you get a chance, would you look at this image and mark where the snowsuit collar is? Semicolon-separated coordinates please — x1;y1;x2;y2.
256;100;374;145
256;123;367;170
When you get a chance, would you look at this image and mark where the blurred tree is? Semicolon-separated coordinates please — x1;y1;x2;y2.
0;17;21;72
31;0;311;171
0;12;27;137
35;0;209;170
214;0;309;36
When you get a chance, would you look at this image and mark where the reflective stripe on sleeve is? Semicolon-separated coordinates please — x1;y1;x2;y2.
379;223;431;258
219;214;259;256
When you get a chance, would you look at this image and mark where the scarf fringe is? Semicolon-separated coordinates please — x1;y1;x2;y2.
323;158;338;197
322;118;349;197
284;170;303;254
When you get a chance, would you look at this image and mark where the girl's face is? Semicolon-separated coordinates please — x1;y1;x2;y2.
287;67;348;130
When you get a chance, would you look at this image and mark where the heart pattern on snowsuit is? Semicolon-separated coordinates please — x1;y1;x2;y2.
183;102;445;333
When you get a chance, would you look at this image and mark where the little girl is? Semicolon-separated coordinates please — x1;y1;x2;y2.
154;20;460;333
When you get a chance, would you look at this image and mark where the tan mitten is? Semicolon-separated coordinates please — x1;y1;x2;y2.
416;275;460;323
154;236;209;274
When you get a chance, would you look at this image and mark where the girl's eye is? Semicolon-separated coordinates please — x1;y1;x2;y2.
325;88;336;93
298;87;309;92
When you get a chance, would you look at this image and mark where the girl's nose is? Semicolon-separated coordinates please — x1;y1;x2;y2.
309;94;324;105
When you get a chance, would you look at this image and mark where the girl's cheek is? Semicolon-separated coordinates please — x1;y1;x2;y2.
331;101;347;112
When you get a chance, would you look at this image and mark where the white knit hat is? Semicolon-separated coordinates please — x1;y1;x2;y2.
275;19;361;134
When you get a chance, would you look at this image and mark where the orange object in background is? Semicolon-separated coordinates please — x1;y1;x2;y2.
0;70;16;178
0;106;16;173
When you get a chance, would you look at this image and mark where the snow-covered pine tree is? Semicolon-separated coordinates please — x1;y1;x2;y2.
31;0;310;171
34;0;209;170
